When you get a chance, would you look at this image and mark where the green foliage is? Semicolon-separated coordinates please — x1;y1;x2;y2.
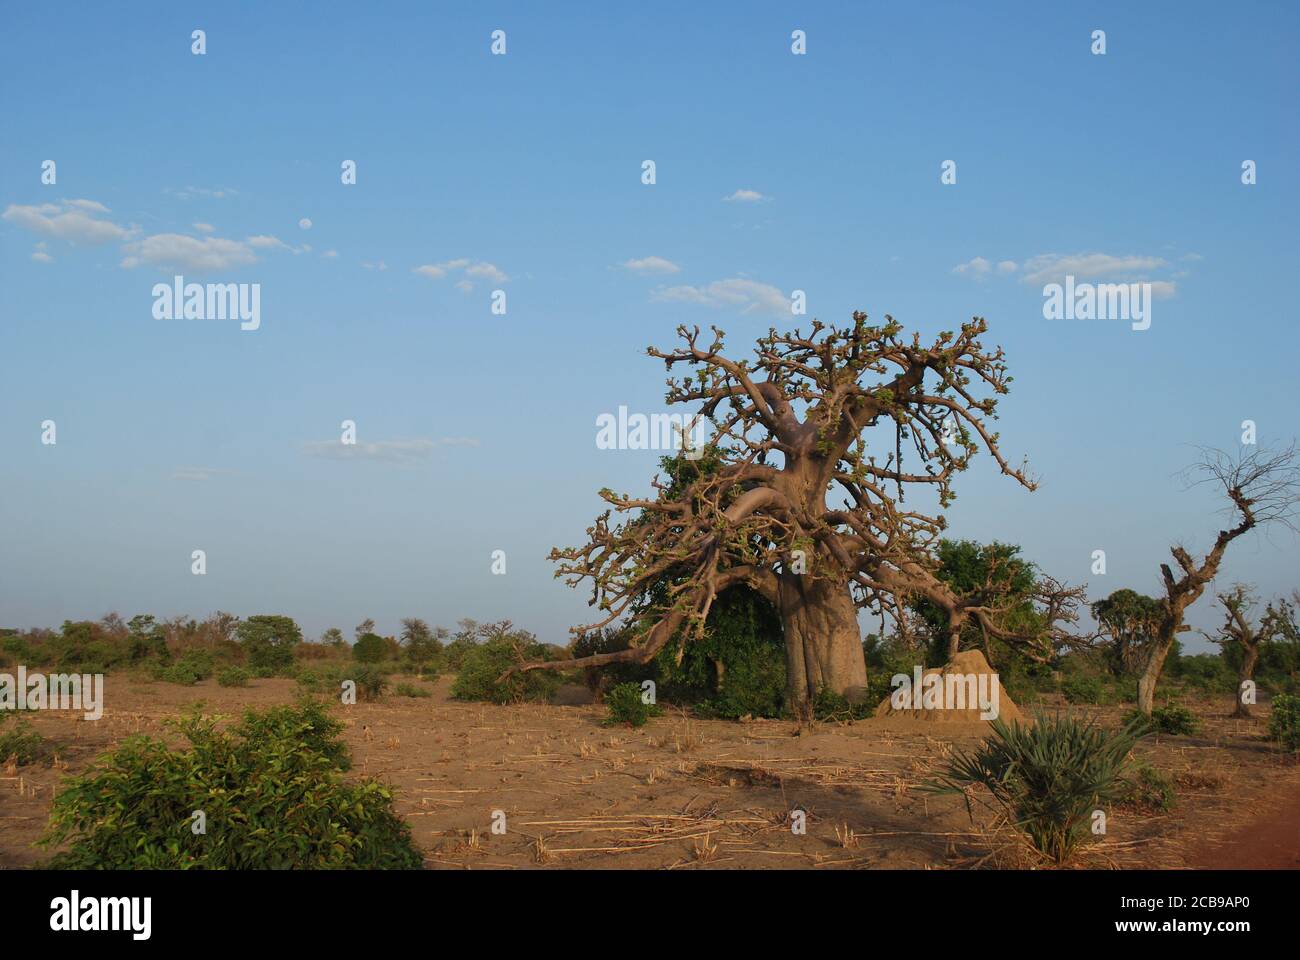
1118;763;1177;814
603;682;661;727
1125;703;1200;736
653;586;787;719
1092;589;1162;678
913;540;1039;666
1061;674;1112;705
216;666;250;688
154;650;215;685
393;682;431;699
0;719;50;766
352;632;388;663
235;615;302;672
811;686;874;722
40;700;420;869
1169;653;1234;694
450;626;560;704
1267;693;1300;752
925;714;1148;864
399;618;443;671
347;665;388;701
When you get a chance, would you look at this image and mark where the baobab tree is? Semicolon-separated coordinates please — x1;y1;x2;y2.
1134;443;1300;716
518;313;1050;710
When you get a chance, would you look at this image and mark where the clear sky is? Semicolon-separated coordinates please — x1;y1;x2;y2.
2;1;1297;652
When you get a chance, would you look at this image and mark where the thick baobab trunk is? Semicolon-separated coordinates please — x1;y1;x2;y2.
1136;638;1174;716
1235;645;1259;718
777;574;868;710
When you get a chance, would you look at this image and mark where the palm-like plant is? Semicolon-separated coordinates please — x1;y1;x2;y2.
925;714;1149;864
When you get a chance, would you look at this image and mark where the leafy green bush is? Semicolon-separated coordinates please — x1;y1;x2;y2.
1268;693;1300;752
811;686;874;722
925;714;1147;864
451;631;560;704
216;666;250;688
40;700;419;868
347;665;388;701
1125;703;1199;736
603;682;661;727
155;650;215;685
0;719;49;766
352;633;388;663
1118;763;1177;814
1062;675;1111;705
393;682;431;699
236;615;301;672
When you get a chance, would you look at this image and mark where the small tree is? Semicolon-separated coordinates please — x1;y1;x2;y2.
321;627;346;648
1092;589;1162;679
236;615;302;671
354;618;376;642
400;618;442;669
352;632;388;663
1207;585;1276;718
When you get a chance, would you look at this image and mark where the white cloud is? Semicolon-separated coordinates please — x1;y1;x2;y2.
301;438;438;462
247;234;289;250
322;249;338;259
298;218;312;230
621;256;681;275
414;258;508;289
166;186;238;200
3;199;132;245
997;260;1018;274
439;437;481;447
31;249;53;263
362;260;388;271
653;278;788;317
952;256;992;278
120;233;258;271
193;222;216;234
724;189;769;203
1019;253;1169;286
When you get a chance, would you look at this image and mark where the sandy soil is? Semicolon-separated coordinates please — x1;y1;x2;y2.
2;675;1297;869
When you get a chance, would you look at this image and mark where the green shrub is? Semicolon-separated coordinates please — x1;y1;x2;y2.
1061;675;1111;705
39;700;419;868
603;682;661;727
393;682;431;699
347;665;388;701
925;714;1148;864
811;686;874;722
1118;763;1177;814
1268;693;1300;752
352;633;388;663
236;615;302;672
216;666;250;688
1125;703;1199;736
451;632;561;704
0;720;50;766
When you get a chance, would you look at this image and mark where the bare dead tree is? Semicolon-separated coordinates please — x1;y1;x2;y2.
514;314;1048;708
1204;584;1273;718
1136;442;1300;715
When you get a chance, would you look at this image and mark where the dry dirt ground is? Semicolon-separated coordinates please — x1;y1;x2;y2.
2;675;1297;870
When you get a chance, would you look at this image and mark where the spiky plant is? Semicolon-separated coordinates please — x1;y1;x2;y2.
925;714;1149;863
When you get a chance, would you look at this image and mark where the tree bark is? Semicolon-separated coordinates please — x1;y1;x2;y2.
1235;645;1259;718
777;574;868;709
1137;639;1174;715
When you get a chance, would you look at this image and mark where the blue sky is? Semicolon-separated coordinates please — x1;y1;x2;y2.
1;1;1297;652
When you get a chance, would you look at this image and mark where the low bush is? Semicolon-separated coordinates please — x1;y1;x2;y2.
0;719;50;766
603;682;661;727
216;666;250;688
1118;763;1177;814
352;633;388;663
1125;703;1199;736
1061;675;1112;705
39;699;419;868
392;682;431;699
925;714;1148;864
1268;693;1300;752
347;665;388;702
451;630;561;704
